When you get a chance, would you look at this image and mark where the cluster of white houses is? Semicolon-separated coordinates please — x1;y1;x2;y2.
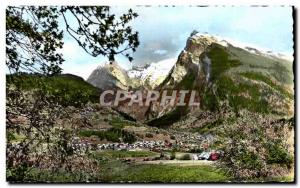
69;137;213;154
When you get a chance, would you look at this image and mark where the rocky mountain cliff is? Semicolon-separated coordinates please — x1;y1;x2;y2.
147;32;294;127
87;61;130;90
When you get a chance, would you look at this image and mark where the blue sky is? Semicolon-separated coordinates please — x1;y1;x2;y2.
60;6;293;79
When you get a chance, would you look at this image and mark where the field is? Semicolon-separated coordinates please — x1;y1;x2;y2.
21;151;294;183
24;160;230;183
99;162;229;183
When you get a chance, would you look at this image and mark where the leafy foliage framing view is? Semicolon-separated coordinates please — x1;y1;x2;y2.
6;6;139;75
6;6;139;182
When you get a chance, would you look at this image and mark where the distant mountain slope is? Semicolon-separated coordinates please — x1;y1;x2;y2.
87;59;177;90
7;73;100;107
87;62;130;90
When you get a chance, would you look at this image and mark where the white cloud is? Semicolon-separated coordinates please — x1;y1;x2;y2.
59;29;135;78
59;40;83;61
154;49;168;55
58;6;293;79
61;60;101;80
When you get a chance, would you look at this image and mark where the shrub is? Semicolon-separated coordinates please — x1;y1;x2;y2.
218;111;294;180
6;82;98;182
189;148;204;153
79;128;136;144
170;152;176;160
178;154;191;160
145;133;154;138
122;130;136;144
170;135;176;140
266;143;294;167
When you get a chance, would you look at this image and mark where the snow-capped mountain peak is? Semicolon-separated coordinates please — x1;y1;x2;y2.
127;58;177;88
191;32;293;62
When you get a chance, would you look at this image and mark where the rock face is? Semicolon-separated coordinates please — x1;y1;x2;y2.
146;32;294;127
87;61;130;91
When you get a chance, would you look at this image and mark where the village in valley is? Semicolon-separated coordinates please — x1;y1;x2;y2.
68;134;220;162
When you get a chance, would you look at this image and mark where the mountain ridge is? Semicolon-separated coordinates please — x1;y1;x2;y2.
146;32;294;126
86;32;294;126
